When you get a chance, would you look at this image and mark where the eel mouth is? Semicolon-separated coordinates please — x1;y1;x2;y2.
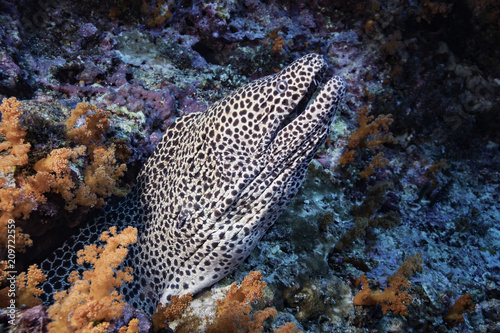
270;67;327;142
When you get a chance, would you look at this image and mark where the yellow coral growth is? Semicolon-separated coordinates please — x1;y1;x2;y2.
47;226;137;333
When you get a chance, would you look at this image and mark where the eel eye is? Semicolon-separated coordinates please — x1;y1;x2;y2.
276;80;288;94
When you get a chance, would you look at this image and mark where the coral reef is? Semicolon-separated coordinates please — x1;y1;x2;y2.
0;0;499;331
164;271;301;333
0;97;33;253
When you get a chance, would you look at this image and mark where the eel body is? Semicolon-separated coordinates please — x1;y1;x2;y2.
41;53;346;315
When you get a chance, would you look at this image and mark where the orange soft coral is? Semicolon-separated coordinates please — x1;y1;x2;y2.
67;144;128;210
153;293;193;332
29;143;127;212
219;270;267;310
359;152;389;179
83;144;127;198
47;226;137;332
274;322;302;333
118;318;140;333
0;187;34;254
0;99;127;256
0;98;34;253
15;264;47;307
33;147;85;174
0;97;31;173
354;254;423;316
65;102;110;145
206;271;277;333
444;293;475;323
339;106;394;167
29;146;87;203
354;274;412;316
0;263;47;309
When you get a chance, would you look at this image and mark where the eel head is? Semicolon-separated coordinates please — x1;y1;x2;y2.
135;53;346;310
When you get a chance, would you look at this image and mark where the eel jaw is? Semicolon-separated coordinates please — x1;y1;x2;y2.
270;66;327;142
270;73;347;164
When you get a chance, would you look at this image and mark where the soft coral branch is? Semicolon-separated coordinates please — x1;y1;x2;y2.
47;226;137;332
65;102;110;145
15;264;47;307
353;254;423;316
0;98;128;256
206;271;277;333
444;293;475;323
0;98;34;254
0;97;31;173
339;106;394;168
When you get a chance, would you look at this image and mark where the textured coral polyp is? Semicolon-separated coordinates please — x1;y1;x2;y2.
152;293;193;331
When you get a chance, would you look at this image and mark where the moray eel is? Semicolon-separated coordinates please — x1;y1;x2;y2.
41;53;346;315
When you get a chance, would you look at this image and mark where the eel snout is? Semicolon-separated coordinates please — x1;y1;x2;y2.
266;72;347;177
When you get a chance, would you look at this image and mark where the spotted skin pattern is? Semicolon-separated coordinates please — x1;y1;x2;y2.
41;54;346;315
